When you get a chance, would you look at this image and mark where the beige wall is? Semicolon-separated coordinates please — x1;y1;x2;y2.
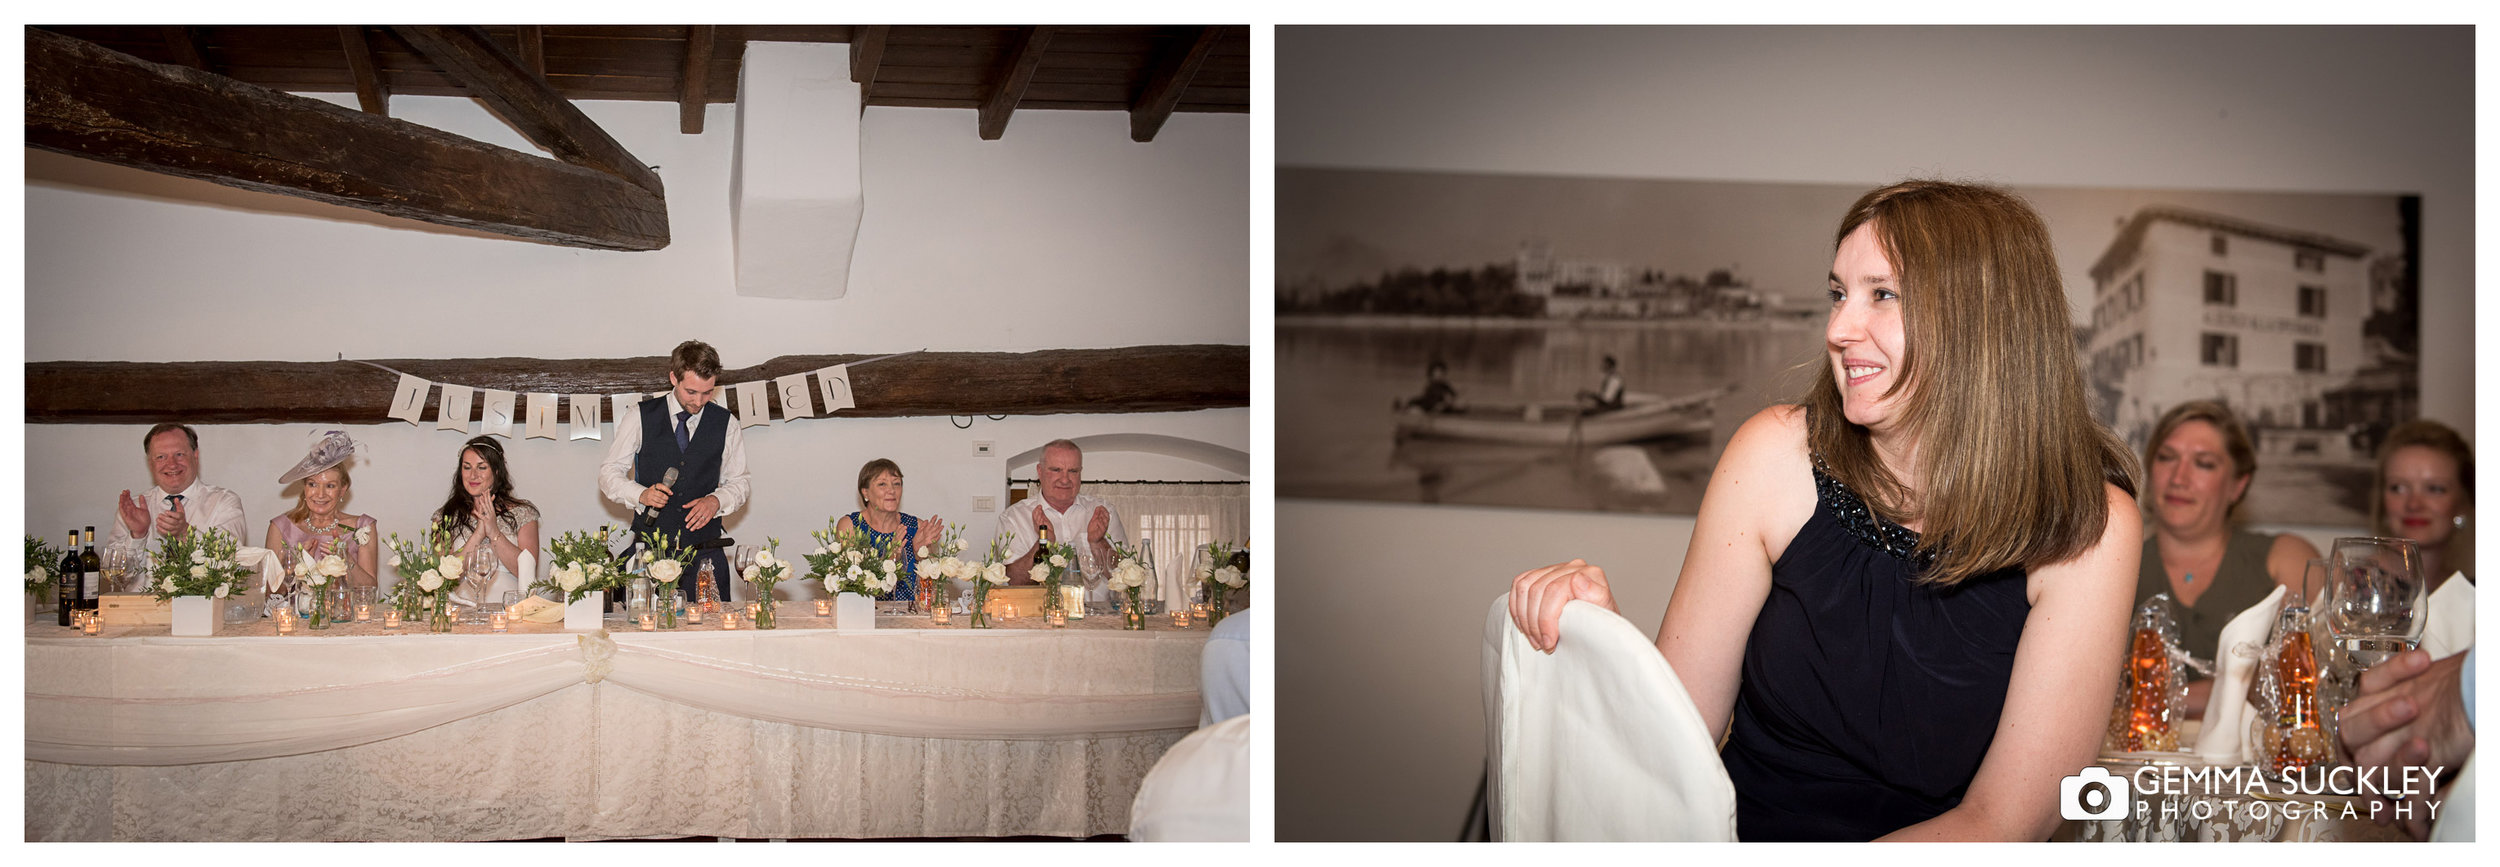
1277;25;2471;841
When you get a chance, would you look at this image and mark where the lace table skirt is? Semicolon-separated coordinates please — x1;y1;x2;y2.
26;625;1205;840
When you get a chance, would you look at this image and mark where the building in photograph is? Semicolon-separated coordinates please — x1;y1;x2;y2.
2085;206;2375;460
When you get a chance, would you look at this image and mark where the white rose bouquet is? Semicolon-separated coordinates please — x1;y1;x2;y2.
637;529;693;628
739;537;791;629
148;527;251;603
1199;540;1248;626
383;516;462;630
964;537;1014;628
809;519;900;598
1108;540;1153;629
1031;535;1078;618
913;520;970;611
28;534;65;601
534;525;623;604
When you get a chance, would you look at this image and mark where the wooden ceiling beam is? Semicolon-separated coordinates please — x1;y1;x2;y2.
515;25;547;79
25;28;669;251
158;25;209;71
849;25;889;89
976;25;1057;141
24;346;1251;424
1127;26;1221;143
390;25;666;197
677;25;715;134
337;26;390;116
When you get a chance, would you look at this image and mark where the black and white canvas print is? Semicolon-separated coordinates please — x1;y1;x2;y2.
1277;168;2420;526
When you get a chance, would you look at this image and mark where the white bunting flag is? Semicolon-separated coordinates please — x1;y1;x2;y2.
731;381;772;429
524;393;561;440
436;384;474;432
569;394;602;440
479;389;517;438
775;373;816;420
815;364;856;413
611;392;647;434
387;374;431;426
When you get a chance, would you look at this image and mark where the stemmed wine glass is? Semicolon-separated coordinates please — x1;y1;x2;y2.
2324;536;2428;668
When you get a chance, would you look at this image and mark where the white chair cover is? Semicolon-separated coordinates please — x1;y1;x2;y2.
2195;584;2286;763
1127;714;1249;841
2418;572;2474;660
1480;593;1735;841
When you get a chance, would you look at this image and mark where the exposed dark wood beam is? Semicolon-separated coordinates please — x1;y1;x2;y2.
677;25;715;134
977;26;1057;141
514;25;546;79
26;346;1251;424
157;26;208;71
26;28;669;251
337;26;390;116
849;25;889;88
1128;27;1222;143
390;25;666;197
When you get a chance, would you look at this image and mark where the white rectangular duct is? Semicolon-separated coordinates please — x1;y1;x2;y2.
731;42;863;299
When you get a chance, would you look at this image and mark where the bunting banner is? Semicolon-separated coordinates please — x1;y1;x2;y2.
337;350;916;445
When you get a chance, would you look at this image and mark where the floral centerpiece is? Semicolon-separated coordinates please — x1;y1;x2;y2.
1034;537;1078;623
964;538;1012;629
535;525;624;604
28;534;65;609
740;538;791;629
809;519;901;598
637;529;691;628
290;543;351;629
1109;540;1153;630
384;516;463;632
912;522;972;614
150;527;254;602
1199;541;1248;627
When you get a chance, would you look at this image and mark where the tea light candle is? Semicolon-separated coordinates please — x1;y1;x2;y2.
1192;603;1209;622
686;605;704;624
82;612;101;635
276;610;297;634
383;609;403;629
1046;608;1067;627
356;603;373;622
814;598;833;616
747;601;761;620
1171;608;1191;628
638;612;656;631
931;605;952;626
1004;604;1018;621
723;611;742;630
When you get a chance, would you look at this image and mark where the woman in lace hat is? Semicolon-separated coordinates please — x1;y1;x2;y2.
267;429;380;589
432;435;540;607
1509;180;2142;840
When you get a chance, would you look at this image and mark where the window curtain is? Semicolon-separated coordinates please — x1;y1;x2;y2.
1086;482;1250;606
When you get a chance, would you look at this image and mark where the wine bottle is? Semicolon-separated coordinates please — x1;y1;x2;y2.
80;526;102;609
59;531;81;626
1033;521;1053;567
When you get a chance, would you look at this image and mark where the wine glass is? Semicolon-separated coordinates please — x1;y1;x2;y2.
2324;536;2428;671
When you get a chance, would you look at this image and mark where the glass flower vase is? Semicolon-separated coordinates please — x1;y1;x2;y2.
1205;583;1231;628
1042;580;1067;627
429;594;456;633
308;584;331;629
969;583;993;629
754;596;777;630
1122;588;1146;630
656;581;680;629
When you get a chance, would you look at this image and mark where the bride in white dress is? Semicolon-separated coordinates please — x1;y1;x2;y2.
434;436;541;607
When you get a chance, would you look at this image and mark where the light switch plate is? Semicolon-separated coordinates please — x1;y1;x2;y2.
973;440;994;457
973;495;996;512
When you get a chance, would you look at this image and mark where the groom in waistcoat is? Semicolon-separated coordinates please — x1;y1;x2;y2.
598;340;750;603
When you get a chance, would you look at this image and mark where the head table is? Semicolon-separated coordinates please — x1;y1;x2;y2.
25;608;1208;841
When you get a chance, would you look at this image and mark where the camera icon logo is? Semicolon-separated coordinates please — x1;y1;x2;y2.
2059;767;2132;820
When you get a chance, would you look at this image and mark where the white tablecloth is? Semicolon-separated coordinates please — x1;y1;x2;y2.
25;616;1207;840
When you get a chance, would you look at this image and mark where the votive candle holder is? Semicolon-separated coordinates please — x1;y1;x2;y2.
931;605;952;626
814;598;833;617
489;611;509;632
383;609;403;630
1171;608;1192;628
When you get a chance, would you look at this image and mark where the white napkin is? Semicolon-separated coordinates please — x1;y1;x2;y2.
2418;572;2474;660
518;550;537;595
2193;584;2286;764
1483;594;1736;841
235;546;289;593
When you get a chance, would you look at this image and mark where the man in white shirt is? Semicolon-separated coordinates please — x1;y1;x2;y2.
1000;439;1128;601
108;423;249;548
597;341;751;603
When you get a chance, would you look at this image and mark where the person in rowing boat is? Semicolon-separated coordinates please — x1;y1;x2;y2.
1397;359;1462;414
1576;355;1627;414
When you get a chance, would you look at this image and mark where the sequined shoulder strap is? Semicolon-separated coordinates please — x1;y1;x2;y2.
1810;451;1931;566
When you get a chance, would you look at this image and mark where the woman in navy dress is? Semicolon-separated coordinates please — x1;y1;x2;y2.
1511;180;2143;840
833;459;947;604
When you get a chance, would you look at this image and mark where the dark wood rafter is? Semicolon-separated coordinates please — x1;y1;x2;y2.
25;28;669;251
26;346;1250;425
677;25;715;134
157;25;208;71
849;25;889;91
389;25;666;197
336;25;389;116
514;25;546;79
1128;26;1222;143
977;26;1057;141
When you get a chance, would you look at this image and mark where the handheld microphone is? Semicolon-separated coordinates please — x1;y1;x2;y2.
633;466;680;530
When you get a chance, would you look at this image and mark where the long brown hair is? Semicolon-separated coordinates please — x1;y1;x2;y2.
1803;179;2139;585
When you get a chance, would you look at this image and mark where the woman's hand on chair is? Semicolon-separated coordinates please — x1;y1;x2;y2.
1509;559;1617;654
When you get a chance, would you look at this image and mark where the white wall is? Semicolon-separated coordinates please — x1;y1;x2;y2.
23;92;1250;594
1275;25;2472;841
